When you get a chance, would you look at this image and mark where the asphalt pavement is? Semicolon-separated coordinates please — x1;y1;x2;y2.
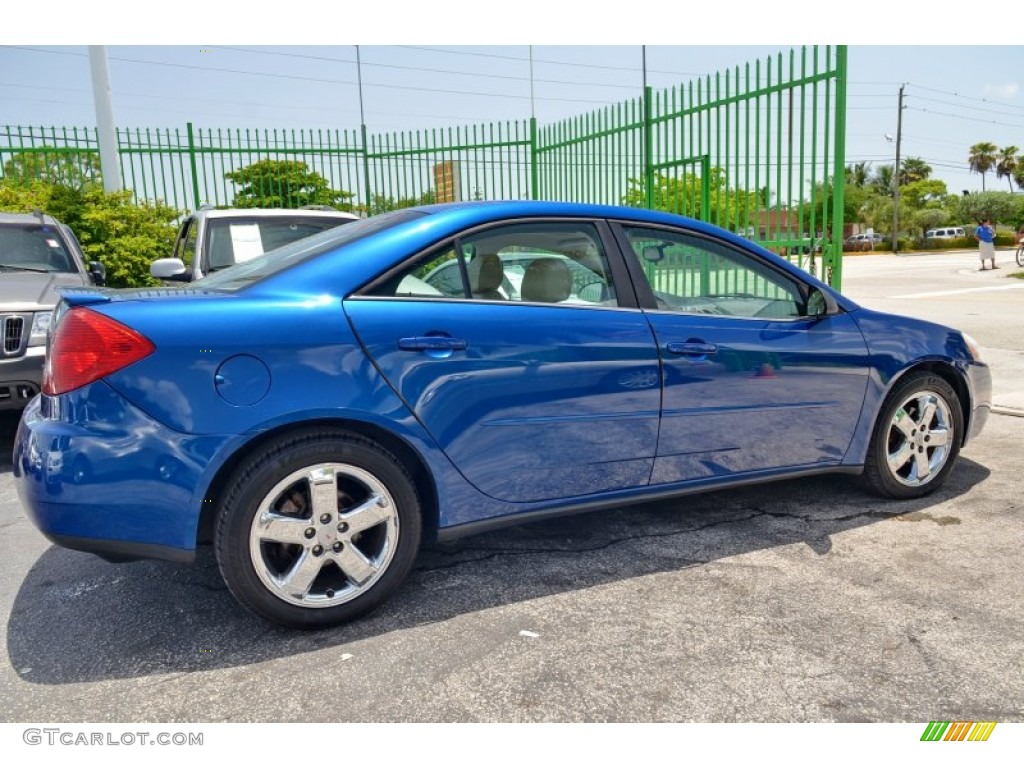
0;249;1021;723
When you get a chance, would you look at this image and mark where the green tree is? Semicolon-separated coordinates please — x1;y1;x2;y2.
224;159;354;210
622;169;759;227
363;189;436;216
900;179;948;209
1014;164;1024;191
870;164;894;195
995;146;1019;192
845;162;870;188
968;142;998;191
898;157;932;186
913;207;952;235
2;148;102;189
958;190;1020;225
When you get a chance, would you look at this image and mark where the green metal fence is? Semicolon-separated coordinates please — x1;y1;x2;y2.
0;45;847;286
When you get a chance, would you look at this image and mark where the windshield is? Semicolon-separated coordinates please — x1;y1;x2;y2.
196;209;428;291
0;223;77;273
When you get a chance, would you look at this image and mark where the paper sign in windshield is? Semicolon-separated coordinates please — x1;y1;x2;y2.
229;223;265;263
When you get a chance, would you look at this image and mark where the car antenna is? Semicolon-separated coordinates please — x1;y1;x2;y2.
32;208;45;224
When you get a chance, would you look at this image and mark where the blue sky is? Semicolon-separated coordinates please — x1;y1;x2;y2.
2;3;1022;196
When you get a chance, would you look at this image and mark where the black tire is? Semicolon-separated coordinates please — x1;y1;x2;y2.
1015;244;1024;267
862;373;963;499
215;429;421;629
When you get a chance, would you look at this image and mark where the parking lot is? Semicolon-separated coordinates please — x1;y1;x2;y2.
1;249;1022;722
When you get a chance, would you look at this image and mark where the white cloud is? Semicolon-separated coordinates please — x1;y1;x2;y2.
982;82;1020;99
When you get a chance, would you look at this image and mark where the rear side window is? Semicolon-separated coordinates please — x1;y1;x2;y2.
365;220;618;306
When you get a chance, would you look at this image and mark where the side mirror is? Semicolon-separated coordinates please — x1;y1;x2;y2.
642;245;664;263
88;261;107;286
807;287;838;318
151;258;192;282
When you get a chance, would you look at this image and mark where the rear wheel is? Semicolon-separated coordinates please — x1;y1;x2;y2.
1015;243;1024;267
215;429;421;629
862;373;963;499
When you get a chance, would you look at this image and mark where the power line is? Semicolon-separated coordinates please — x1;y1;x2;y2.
906;93;1024;119
215;45;645;92
907;106;1024;129
0;45;618;106
907;82;1024;112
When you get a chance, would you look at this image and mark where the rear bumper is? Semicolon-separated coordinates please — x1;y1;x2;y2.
0;346;43;411
13;385;230;562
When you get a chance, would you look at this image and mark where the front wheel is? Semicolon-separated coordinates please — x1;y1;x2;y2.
1016;243;1024;267
862;373;963;499
215;429;422;629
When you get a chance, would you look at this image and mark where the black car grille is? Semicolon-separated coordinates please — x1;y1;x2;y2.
3;315;26;355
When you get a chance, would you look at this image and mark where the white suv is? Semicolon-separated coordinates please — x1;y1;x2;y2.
925;227;966;240
151;206;359;282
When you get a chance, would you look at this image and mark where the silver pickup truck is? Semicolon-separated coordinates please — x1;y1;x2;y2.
151;206;359;282
0;211;106;411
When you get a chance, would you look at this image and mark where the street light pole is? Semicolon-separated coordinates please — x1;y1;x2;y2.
892;84;905;254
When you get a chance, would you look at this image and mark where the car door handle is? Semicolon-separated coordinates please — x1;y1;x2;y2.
398;336;468;352
666;341;718;356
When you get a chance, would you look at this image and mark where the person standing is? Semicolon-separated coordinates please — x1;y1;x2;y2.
975;218;997;270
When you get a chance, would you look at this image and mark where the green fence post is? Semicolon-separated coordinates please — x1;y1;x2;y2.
643;85;654;210
829;45;848;290
529;116;539;201
360;123;372;213
186;122;201;210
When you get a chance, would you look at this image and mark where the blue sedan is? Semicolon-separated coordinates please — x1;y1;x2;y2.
13;202;991;628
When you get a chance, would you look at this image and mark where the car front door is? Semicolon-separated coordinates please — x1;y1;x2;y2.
613;223;872;485
344;219;662;504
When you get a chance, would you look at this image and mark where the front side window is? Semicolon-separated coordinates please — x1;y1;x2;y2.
621;226;807;319
179;218;199;268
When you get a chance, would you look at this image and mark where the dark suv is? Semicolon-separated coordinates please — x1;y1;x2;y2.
0;211;105;411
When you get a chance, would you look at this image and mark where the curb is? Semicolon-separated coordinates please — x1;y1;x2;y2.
992;405;1024;418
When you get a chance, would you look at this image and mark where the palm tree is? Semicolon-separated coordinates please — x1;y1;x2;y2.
845;161;870;188
968;142;998;191
870;164;894;195
995;146;1020;192
899;157;932;185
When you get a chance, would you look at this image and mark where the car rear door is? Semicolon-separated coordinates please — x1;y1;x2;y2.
344;218;662;504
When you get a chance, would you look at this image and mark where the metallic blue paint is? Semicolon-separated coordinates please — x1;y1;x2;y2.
13;201;992;565
345;299;661;503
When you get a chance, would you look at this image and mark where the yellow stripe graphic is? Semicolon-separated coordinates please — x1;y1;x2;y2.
979;722;996;741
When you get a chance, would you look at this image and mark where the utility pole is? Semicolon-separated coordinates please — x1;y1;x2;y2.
88;46;121;193
356;45;372;214
892;84;905;254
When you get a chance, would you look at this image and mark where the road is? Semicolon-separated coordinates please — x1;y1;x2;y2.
0;249;1021;723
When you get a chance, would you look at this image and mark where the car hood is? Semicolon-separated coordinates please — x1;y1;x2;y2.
0;271;89;311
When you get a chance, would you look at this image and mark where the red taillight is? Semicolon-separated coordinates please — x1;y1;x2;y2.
42;307;155;396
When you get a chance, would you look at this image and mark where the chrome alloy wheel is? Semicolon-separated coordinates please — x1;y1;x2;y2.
248;463;399;608
885;390;954;487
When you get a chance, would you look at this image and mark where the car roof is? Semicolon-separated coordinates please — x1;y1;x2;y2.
0;211;64;227
195;207;360;221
